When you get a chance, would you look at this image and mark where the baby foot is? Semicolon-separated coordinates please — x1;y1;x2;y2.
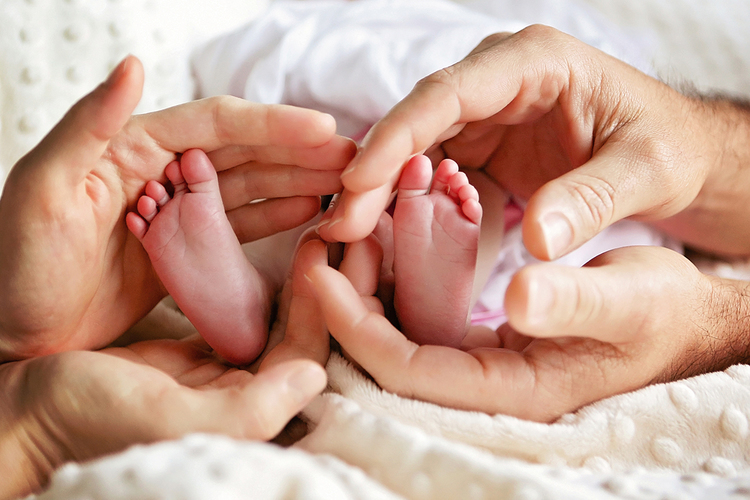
392;155;482;347
126;149;270;364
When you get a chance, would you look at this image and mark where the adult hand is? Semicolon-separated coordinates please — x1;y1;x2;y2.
0;55;356;360
318;25;750;259
305;242;750;422
0;337;327;500
251;227;384;372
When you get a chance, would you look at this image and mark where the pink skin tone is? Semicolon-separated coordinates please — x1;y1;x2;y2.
392;155;482;347
126;149;270;365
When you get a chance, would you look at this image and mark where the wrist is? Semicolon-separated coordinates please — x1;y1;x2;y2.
0;361;55;499
658;96;750;256
697;274;750;371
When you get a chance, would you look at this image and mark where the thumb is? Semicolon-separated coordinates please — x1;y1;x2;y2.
504;246;703;343
237;360;328;440
33;55;144;181
168;360;327;442
522;137;702;261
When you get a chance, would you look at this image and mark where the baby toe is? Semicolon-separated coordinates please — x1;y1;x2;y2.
145;180;171;207
137;195;159;223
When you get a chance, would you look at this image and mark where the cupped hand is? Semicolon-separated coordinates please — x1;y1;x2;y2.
251;226;384;372
305;242;750;422
318;25;719;255
0;55;356;360
0;337;327;500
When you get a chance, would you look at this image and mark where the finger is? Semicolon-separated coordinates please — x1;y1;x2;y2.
305;265;543;417
227;196;322;243
138;97;338;152
260;238;331;368
328;27;576;239
218;163;342;210
372;211;395;278
504;246;703;342
522;133;705;260
317;184;394;242
339;236;383;297
29;55;143;183
305;264;416;381
207;135;357;172
161;359;326;441
112;339;228;387
340;26;572;194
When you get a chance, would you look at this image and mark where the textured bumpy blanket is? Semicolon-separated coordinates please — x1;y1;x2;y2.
3;0;750;498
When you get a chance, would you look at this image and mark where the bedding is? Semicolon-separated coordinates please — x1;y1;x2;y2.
3;0;750;498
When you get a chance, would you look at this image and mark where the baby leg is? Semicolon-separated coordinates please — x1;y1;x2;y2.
126;149;270;364
392;155;482;347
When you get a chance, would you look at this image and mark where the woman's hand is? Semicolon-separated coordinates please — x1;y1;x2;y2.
0;55;356;360
0;337;326;500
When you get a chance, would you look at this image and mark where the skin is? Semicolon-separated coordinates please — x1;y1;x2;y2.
392;155;481;347
309;26;750;420
0;55;360;498
318;26;750;258
306;242;750;423
0;240;330;499
0;55;355;361
127;150;274;365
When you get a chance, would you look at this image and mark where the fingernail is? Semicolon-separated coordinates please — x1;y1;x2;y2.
341;151;361;177
286;364;326;404
315;218;329;234
527;276;555;328
105;56;129;86
326;216;342;231
540;212;573;260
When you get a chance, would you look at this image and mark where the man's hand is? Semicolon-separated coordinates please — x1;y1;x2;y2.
305;242;750;421
318;26;750;260
0;56;356;360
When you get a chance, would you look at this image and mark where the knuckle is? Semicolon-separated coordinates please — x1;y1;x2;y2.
566;176;617;231
242;165;260;199
480;32;510;46
514;24;567;48
570;273;606;330
208;95;239;142
418;66;458;91
517;24;559;40
513;25;582;66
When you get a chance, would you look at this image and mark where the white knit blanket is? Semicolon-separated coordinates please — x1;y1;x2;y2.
4;0;750;498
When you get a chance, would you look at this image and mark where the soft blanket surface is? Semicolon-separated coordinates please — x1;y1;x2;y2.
6;0;750;498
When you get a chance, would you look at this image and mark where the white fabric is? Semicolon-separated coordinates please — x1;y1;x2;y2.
192;0;525;138
8;0;750;499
